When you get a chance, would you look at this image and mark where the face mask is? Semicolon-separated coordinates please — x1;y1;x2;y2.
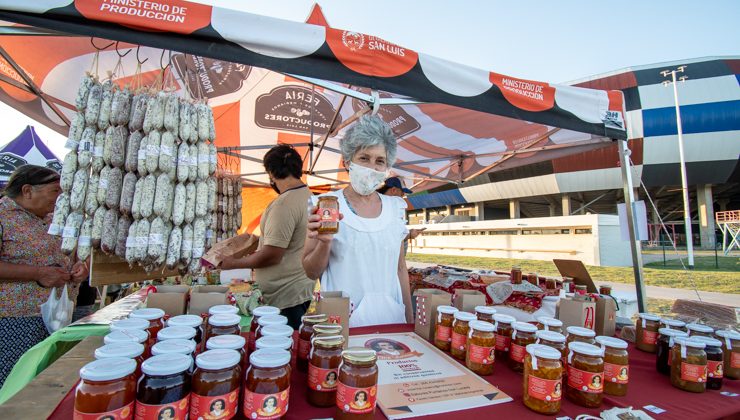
348;162;388;196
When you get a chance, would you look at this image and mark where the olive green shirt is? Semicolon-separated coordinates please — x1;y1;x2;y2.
255;186;315;310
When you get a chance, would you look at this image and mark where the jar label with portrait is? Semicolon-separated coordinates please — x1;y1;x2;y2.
528;376;562;402
509;343;526;363
642;330;659;346
189;390;238;420
435;325;452;343
468;343;495;365
336;383;377;414
707;360;723;378
308;365;339;391
567;366;604;394
74;401;134;420
243;388;290;420
604;363;629;384
680;362;708;383
134;395;189;420
451;331;467;351
318;207;339;223
495;334;510;352
298;338;311;360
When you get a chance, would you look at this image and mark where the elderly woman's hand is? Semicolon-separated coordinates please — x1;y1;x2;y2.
37;266;72;288
70;260;89;283
306;205;343;243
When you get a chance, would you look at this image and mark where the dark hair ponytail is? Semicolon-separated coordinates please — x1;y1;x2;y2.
2;165;60;198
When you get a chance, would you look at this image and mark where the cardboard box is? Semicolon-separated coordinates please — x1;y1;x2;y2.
315;291;350;347
595;297;617;337
188;285;230;316
557;297;596;331
452;289;487;313
413;289;452;342
202;234;259;269
146;285;190;316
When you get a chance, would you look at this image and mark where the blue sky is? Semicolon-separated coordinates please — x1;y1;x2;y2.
3;0;738;156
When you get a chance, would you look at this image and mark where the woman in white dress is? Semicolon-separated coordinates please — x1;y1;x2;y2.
303;115;412;327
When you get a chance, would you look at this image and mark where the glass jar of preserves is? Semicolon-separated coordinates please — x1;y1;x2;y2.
312;323;343;338
244;349;292;419
686;323;714;338
509;322;537;372
135;353;192;419
451;312;476;360
111;318;152;357
566;342;604;408
250;306;281;351
670;337;707;393
298;314;329;372
635;313;661;352
574;285;587;295
656;328;688;375
692;336;724;390
308;334;345;407
566;326;596;346
209;304;240;316
536;330;567;369
715;329;740;380
256;315;289;343
562;277;574;293
536;317;563;334
336;348;378;420
523;344;563;415
527;272;539;286
317;195;340;234
157;326;197;342
261;324;294;339
545;278;558;290
256;336;294;352
206;313;243;342
191;349;242;419
130;308;166;347
434;305;459;352
151;339;197;359
474;305;496;323
493;314;516;361
75;358;137;419
598;285;612;295
207;334;248;375
104;329;148;348
510;266;522;284
659;318;686;332
466;320;496;376
595;336;629;396
167;314;205;349
94;342;146;380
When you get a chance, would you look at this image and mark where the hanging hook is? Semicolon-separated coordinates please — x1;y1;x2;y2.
159;49;172;70
114;41;132;58
90;37;114;51
135;45;149;65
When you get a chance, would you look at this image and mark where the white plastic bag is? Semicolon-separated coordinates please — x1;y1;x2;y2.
40;284;74;334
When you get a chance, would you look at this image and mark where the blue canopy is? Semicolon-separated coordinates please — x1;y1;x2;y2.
0;125;62;186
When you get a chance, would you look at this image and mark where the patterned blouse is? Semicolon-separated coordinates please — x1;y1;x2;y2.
0;197;78;318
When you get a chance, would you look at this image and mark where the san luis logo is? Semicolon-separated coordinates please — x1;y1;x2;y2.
255;86;342;135
342;31;365;52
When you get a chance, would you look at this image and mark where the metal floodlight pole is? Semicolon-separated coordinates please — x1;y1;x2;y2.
661;66;694;268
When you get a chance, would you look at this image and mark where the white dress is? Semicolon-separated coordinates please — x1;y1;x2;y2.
313;191;408;327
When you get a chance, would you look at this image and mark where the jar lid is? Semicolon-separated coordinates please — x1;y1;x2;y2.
691;336;723;348
675;337;706;349
260;324;294;338
110;318;149;331
536;316;563;327
492;314;516;324
686;323;714;334
453;311;476;322
474;306;497;315
638;313;660;321
94;342;145;359
536;330;566;343
256;335;293;351
141;353;192;376
167;314;203;329
253;306;280;318
512;322;537;333
130;308;165;321
208;313;242;327
257;314;288;327
206;334;246;351
313;334;345;347
526;344;562;360
104;329;148;345
313;323;343;335
567;326;596;338
151;339;197;356
209;305;239;316
568;341;604;356
660;318;686;328
249;348;291;368
301;314;328;324
658;328;688;338
436;305;459;315
196;349;241;370
595;336;628;350
79;357;136;382
715;329;740;340
342;347;377;364
469;320;495;332
157;326;197;341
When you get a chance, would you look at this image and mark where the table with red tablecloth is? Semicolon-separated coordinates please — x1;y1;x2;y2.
50;324;740;419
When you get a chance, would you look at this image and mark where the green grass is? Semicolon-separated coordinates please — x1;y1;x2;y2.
406;254;740;294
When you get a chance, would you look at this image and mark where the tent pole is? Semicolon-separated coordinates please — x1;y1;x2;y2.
618;138;647;312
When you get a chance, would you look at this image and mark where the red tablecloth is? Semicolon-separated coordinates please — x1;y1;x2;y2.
50;324;740;419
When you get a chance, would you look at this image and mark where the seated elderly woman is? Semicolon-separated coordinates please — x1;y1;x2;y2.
303;115;412;327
